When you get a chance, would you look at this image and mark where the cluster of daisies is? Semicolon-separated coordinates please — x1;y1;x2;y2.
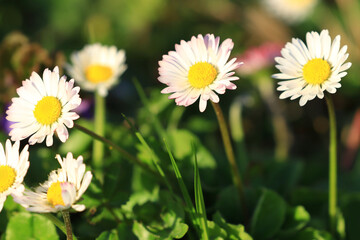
0;44;126;213
0;29;351;214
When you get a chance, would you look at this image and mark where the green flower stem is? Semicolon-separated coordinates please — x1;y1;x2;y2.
256;75;290;162
74;123;161;179
62;210;73;240
211;102;247;220
43;213;77;240
229;98;248;174
325;95;337;234
93;92;105;180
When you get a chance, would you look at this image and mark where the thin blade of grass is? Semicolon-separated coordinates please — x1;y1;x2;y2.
164;139;200;234
121;113;174;193
193;144;209;240
132;77;167;140
136;132;174;193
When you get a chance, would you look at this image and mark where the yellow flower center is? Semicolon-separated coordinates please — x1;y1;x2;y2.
47;181;65;207
0;166;16;193
85;64;113;83
33;96;62;125
302;58;331;85
188;62;218;89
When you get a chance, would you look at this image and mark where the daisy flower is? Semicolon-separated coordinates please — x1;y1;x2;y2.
14;152;92;213
273;30;351;106
6;67;81;146
67;43;127;97
0;140;29;212
158;34;242;112
261;0;318;24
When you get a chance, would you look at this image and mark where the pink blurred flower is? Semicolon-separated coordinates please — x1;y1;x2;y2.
236;43;282;75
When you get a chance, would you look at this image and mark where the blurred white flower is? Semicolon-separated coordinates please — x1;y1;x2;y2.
67;43;127;97
262;0;318;24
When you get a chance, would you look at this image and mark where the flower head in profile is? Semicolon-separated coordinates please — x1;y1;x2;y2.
158;34;242;112
0;140;29;212
273;30;351;106
14;152;92;213
67;43;127;97
6;67;81;146
262;0;318;24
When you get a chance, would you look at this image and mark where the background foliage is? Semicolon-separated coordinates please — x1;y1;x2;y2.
1;0;360;239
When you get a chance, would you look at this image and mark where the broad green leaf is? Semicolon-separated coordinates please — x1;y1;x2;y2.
250;189;286;240
343;196;360;240
96;229;119;240
132;221;158;240
290;227;334;240
278;205;310;237
59;119;92;155
121;186;159;219
96;225;137;240
168;129;216;169
131;191;188;239
207;220;227;240
5;212;59;240
134;131;173;193
215;186;243;223
213;212;253;240
133;78;167;140
266;161;303;194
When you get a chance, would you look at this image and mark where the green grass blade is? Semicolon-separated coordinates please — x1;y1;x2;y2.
132;77;167;140
135;132;174;193
193;144;209;240
164;139;200;233
121;113;173;192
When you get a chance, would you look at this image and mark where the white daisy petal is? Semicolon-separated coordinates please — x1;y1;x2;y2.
0;140;30;213
159;34;241;112
7;67;81;146
14;153;92;213
273;30;351;106
66;43;127;97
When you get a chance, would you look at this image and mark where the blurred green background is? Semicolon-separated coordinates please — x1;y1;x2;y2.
2;0;360;239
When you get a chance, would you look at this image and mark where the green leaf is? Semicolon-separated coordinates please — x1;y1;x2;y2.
215;186;243;223
194;145;209;240
290;227;334;240
168;129;216;169
336;210;345;240
266;161;303;194
134;131;173;193
5;212;59;240
207;220;227;240
164;139;199;232
250;189;286;240
213;212;253;240
131;191;189;239
96;229;119;240
278;205;310;237
59;119;92;156
133;78;167;140
343;196;360;240
132;221;158;240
